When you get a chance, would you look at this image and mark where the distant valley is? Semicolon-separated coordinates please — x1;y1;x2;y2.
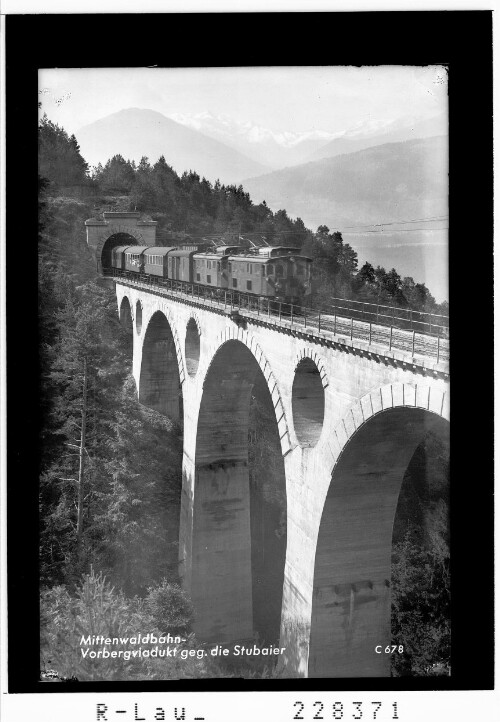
243;135;449;299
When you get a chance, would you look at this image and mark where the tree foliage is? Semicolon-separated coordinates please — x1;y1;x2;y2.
40;570;226;681
391;531;450;676
39;114;90;187
145;580;194;637
391;432;450;676
92;155;136;194
39;282;183;594
39;195;183;596
352;260;441;313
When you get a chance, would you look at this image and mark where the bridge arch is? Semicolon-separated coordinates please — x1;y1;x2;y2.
198;326;291;454
135;300;143;334
308;381;449;678
185;315;202;377
293;348;329;389
188;336;288;646
118;295;134;363
138;310;184;421
119;294;133;327
292;349;328;448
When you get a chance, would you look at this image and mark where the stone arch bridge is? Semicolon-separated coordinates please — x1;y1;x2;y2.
87;212;450;678
114;278;449;679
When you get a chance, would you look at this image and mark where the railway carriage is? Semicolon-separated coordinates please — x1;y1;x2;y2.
111;245;132;271
143;247;177;277
124;246;150;274
167;248;197;283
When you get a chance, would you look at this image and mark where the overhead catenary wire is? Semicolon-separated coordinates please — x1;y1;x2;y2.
213;227;449;238
166;214;448;245
341;227;448;234
340;215;448;229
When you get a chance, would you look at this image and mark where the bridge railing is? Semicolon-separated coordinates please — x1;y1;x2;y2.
323;296;449;337
107;269;449;364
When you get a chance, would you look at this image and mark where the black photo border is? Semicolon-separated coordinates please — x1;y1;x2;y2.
5;10;494;694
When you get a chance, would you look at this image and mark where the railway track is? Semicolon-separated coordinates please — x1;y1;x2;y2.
302;312;449;363
110;270;449;365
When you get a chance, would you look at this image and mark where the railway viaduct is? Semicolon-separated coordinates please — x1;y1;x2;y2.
87;213;450;678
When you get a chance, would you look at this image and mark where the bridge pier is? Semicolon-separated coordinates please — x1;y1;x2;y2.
179;339;289;647
181;362;256;643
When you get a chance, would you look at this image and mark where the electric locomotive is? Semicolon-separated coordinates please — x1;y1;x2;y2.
226;246;311;305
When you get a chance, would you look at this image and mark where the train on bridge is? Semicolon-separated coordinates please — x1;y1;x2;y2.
109;243;313;306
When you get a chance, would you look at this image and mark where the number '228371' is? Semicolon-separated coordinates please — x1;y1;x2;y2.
293;701;400;720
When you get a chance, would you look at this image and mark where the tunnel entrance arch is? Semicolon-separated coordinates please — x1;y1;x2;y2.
308;405;449;678
187;339;287;647
100;232;139;272
138;311;182;421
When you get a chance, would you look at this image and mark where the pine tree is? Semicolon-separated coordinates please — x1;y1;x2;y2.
38;114;89;187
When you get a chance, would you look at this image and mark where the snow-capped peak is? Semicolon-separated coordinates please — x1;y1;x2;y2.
168;111;337;148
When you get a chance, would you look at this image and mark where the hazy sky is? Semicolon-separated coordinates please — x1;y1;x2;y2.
39;66;447;135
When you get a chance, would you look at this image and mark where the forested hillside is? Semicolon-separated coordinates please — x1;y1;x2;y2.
38;115;450;680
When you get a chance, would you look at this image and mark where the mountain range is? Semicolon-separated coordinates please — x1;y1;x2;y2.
242;135;448;229
77;108;447;182
306;113;447;162
167;111;337;168
76;108;270;185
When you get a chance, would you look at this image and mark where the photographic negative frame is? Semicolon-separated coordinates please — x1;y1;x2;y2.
3;6;494;708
